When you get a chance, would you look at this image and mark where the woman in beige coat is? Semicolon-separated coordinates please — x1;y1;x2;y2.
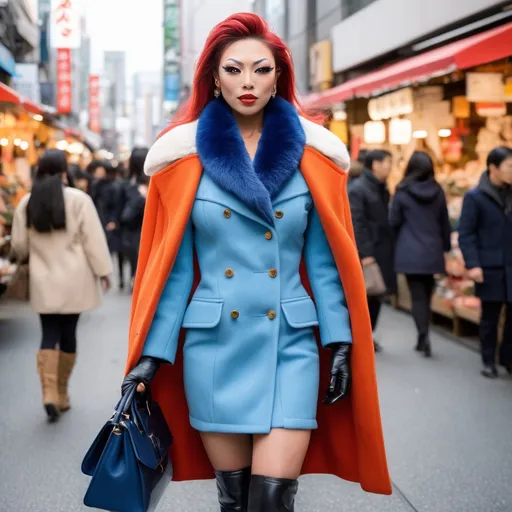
11;149;112;422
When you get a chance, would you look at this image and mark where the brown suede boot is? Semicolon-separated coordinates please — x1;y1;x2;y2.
37;349;60;422
58;352;76;412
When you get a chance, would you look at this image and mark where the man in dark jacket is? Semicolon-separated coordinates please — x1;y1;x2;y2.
458;146;512;378
348;150;395;351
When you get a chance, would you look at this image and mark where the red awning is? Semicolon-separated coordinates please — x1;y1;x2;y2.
21;98;43;115
0;83;21;105
304;21;512;109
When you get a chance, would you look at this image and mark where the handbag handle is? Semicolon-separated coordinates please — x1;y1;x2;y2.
112;383;137;425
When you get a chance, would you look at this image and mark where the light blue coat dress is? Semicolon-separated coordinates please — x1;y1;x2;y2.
141;97;352;434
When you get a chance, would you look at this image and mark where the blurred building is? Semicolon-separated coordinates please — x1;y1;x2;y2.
131;71;162;147
181;0;253;87
0;0;38;85
103;51;126;119
252;0;511;96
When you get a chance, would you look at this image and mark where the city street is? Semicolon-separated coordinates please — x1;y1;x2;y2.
0;290;511;512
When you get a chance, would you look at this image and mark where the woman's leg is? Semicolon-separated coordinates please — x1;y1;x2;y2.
200;433;252;511
249;429;311;512
117;252;125;289
406;274;434;354
57;314;80;411
37;314;61;421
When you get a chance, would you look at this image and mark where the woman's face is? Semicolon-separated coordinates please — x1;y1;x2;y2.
215;38;278;117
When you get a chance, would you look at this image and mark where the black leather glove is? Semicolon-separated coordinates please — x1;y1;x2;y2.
324;343;352;405
121;356;160;396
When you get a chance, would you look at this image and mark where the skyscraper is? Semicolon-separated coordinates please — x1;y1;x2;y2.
103;51;126;119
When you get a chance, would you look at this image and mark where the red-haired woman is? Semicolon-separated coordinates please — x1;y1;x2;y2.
122;13;390;511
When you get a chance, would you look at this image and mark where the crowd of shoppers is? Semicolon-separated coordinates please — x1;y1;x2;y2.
9;147;149;422
349;146;511;373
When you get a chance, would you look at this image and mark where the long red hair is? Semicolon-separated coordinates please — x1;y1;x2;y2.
159;12;318;138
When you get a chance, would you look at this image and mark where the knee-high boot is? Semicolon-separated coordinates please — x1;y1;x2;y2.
58;351;76;412
215;467;251;512
36;349;60;422
248;475;298;512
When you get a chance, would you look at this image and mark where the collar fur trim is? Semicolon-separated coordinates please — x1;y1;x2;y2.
144;103;350;177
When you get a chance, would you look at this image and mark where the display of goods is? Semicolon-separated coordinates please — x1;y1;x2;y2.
453;295;481;310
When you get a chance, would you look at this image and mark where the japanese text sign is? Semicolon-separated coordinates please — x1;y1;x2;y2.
51;0;81;49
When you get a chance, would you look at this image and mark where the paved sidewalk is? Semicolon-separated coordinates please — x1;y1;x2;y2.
0;294;510;511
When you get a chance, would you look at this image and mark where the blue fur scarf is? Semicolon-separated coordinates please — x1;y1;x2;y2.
196;96;306;226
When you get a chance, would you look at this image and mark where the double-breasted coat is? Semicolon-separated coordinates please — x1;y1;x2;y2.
125;97;391;494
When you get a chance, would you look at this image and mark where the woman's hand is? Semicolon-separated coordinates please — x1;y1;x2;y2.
121;356;161;396
324;343;352;405
100;275;111;293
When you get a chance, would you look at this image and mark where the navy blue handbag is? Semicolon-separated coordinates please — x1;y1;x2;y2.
81;383;173;512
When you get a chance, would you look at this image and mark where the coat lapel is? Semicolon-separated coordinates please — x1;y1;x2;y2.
196;97;305;226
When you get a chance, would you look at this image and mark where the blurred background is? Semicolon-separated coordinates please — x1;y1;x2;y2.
0;1;511;511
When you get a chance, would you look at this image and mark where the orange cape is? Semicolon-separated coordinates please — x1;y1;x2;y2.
125;147;392;495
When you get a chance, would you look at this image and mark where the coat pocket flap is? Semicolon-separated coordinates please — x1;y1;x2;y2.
281;297;319;328
182;299;223;328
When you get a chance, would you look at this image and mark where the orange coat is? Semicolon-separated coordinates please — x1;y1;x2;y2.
125;148;392;495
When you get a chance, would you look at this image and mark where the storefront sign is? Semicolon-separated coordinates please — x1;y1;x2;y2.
51;0;81;49
389;118;412;145
363;121;386;144
56;48;72;114
89;75;101;133
413;86;443;113
475;102;507;117
452;96;470;119
368;88;414;121
163;0;181;114
309;40;333;92
466;73;505;103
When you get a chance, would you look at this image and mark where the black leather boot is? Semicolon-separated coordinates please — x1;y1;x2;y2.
248;475;299;512
215;467;251;512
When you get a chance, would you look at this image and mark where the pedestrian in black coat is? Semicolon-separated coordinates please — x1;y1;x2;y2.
120;147;149;291
88;160;125;288
389;151;451;356
458;146;512;378
348;149;395;351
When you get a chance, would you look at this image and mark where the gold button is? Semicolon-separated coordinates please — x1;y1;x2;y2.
230;310;240;319
268;268;277;278
264;231;273;240
223;209;231;218
225;268;234;278
267;310;276;320
274;210;284;219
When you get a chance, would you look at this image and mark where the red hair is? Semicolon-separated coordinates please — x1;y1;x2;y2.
159;13;320;138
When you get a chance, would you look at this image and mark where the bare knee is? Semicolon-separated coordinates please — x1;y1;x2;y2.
251;429;311;479
200;432;252;472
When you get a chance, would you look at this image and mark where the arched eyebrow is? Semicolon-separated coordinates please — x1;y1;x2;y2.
225;58;271;67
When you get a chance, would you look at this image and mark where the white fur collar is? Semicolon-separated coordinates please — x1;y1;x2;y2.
145;117;350;176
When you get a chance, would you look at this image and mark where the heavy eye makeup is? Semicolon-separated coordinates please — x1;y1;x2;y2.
221;65;275;74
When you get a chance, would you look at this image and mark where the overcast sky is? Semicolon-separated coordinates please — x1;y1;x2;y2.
85;0;163;79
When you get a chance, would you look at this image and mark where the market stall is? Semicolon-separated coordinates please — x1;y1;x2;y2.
303;21;512;337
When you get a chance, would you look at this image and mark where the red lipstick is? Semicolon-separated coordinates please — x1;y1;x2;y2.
238;94;258;105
